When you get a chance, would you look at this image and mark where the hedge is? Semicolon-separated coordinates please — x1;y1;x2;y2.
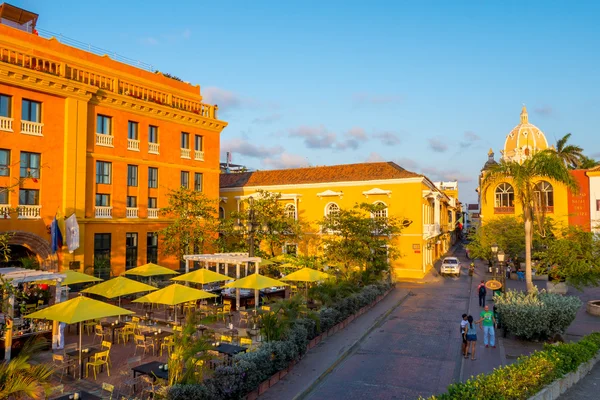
168;281;392;400
424;332;600;400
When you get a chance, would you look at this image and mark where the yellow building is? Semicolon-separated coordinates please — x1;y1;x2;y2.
219;162;461;280
478;106;571;228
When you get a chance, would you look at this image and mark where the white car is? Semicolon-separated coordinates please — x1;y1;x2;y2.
441;257;461;276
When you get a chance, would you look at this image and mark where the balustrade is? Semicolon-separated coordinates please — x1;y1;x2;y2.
180;148;191;159
95;206;112;218
96;133;114;147
21;121;43;136
194;150;204;161
126;207;139;218
148;208;159;219
127;138;140;151
0;116;13;132
148;142;160;154
18;205;41;219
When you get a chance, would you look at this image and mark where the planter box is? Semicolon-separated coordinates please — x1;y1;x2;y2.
258;380;270;395
528;354;600;400
279;368;288;379
246;390;259;400
269;373;280;387
546;281;568;295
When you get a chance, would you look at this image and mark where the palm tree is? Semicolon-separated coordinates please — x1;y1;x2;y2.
481;150;578;292
0;338;54;399
579;155;600;169
553;133;584;169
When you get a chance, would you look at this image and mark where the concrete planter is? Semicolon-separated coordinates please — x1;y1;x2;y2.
246;390;259;400
258;380;270;395
546;281;568;295
269;373;280;387
586;300;600;316
528;354;600;400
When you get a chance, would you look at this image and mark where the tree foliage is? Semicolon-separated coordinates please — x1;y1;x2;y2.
551;133;584;169
0;338;54;399
467;217;525;264
159;187;220;260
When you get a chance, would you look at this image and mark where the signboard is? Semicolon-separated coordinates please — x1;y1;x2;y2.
485;280;502;290
568;170;591;231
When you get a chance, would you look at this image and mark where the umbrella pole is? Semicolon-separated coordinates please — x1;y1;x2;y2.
118;296;121;321
78;322;83;379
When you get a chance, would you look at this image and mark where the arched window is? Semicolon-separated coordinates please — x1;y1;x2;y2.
284;203;297;220
495;183;514;208
219;207;225;219
325;203;340;218
372;202;388;219
534;181;554;209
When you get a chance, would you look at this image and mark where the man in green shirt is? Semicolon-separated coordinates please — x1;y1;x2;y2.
478;305;496;348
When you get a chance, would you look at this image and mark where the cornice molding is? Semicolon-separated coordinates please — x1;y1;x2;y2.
86;152;220;172
220;177;426;192
362;188;392;198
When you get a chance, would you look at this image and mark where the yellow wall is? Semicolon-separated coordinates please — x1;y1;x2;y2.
219;178;459;280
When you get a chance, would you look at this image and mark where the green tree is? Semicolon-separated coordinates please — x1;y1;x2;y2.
552;133;584;169
0;232;12;263
467;217;525;265
579;155;599;169
481;150;578;292
159;187;220;261
0;338;54;399
319;202;402;283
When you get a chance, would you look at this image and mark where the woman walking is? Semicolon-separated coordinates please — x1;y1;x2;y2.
464;315;478;360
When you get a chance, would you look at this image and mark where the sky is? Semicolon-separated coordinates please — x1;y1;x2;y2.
19;0;600;204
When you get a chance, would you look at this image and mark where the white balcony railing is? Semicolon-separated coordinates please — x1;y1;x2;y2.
0;116;13;132
96;133;114;147
127;138;140;151
423;223;441;239
21;121;43;136
1;204;11;219
148;208;159;218
95;206;112;218
148;142;160;154
17;205;41;219
126;207;139;218
180;148;191;159
194;150;205;161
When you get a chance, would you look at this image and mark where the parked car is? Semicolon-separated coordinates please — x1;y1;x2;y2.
441;257;461;276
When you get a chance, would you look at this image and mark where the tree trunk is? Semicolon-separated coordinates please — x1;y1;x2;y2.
524;207;534;292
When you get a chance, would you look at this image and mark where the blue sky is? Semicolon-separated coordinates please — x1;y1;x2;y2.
20;0;600;203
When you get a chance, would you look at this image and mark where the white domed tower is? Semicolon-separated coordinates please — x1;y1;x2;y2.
501;106;549;163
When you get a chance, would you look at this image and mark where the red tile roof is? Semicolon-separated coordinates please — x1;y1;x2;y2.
220;162;422;188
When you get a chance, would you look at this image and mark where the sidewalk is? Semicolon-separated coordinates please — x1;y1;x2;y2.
260;286;411;400
559;361;600;399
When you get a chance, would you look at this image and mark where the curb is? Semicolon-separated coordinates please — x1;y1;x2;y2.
294;289;412;400
528;354;600;400
459;265;474;383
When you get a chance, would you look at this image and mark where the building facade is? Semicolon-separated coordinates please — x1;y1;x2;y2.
0;11;227;276
587;166;600;233
219;162;460;280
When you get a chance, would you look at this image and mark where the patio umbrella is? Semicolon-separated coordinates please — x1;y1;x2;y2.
38;270;103;286
81;276;158;318
25;295;133;379
281;267;332;298
223;273;289;310
123;263;179;277
170;269;231;285
132;283;217;323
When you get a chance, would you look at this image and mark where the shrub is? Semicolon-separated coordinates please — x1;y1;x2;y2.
425;332;600;400
494;288;582;340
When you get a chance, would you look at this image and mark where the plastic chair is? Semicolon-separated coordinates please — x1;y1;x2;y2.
93;324;109;344
102;382;115;400
86;350;110;380
160;335;175;356
101;340;113;366
119;356;143;396
134;335;155;356
83;319;98;335
240;337;253;348
52;354;75;382
118;324;135;344
220;335;233;343
239;311;250;326
47;384;64;398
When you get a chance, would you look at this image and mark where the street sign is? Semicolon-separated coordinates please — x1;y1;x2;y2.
485;280;502;290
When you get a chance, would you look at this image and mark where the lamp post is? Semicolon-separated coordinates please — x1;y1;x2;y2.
490;243;499;277
497;250;506;293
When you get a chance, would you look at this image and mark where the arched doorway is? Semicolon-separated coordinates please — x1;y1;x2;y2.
3;231;57;271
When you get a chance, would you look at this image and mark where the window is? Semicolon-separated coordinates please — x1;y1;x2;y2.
194;135;203;151
285;204;297;220
219;206;225;219
126;233;138;270
494;183;514;208
534;181;554;209
148;197;158;209
128;121;138;140
126;196;137;208
96;161;111;184
0;94;11;117
0;149;9;176
19;189;39;205
95;194;110;206
597;200;600;212
96;115;111;135
94;233;111;280
194;172;203;191
22;99;41;122
0;189;8;204
20;152;40;178
372;202;388;219
127;165;138;187
325;203;340;218
147;233;158;264
181;132;190;149
148;167;158;188
180;171;189;188
148;126;158;143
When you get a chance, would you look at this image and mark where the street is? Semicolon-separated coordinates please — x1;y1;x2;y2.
306;251;471;399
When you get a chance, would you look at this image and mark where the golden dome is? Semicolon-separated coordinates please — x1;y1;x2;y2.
502;106;549;162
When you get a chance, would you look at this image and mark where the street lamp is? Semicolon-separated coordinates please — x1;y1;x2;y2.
497;250;506;292
489;243;499;275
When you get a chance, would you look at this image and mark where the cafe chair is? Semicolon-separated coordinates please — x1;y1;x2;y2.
261;305;271;311
62;343;78;356
160;335;175;356
36;299;45;309
134;334;155;356
172;325;183;333
240;337;253;349
207;350;223;370
118;323;135;344
102;382;115;400
84;318;99;335
52;354;75;382
101;341;113;366
47;384;64;398
93;324;110;344
119;356;142;396
86;350;110;380
239;311;250;326
220;335;233;343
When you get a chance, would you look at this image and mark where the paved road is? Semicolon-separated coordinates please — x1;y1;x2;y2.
306;259;471;399
559;361;600;399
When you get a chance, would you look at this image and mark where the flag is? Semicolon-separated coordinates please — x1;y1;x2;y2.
65;214;80;253
50;215;63;254
455;215;464;227
227;151;232;164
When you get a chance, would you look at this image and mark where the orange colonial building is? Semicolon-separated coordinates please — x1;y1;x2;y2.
0;5;227;277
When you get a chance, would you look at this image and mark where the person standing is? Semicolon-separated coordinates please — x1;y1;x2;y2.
478;280;487;307
478;305;496;348
464;315;478;360
460;314;468;356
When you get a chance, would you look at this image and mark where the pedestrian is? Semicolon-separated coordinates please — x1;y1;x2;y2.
460;313;469;356
478;305;496;348
464;315;478;360
478;280;487;307
506;264;511;279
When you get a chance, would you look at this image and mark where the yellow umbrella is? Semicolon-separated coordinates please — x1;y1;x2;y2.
38;270;103;286
25;295;133;379
124;263;179;277
223;273;289;290
81;276;157;299
171;269;231;285
280;267;331;283
133;283;217;323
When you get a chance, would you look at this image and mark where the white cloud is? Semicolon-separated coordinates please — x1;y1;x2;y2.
336;127;369;150
459;131;481;148
289;125;337;149
374;131;401;146
365;152;385;162
420;166;473;183
252;113;282;124
395;157;419;170
428;137;449;153
533;105;554;117
262;152;310;169
203;87;244;109
221;138;283;158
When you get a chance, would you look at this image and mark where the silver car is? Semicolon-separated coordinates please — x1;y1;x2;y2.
441;257;461;276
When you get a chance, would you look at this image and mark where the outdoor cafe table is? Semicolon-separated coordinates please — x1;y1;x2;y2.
213;343;247;357
66;346;101;378
100;321;125;343
54;391;101;400
132;360;169;382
